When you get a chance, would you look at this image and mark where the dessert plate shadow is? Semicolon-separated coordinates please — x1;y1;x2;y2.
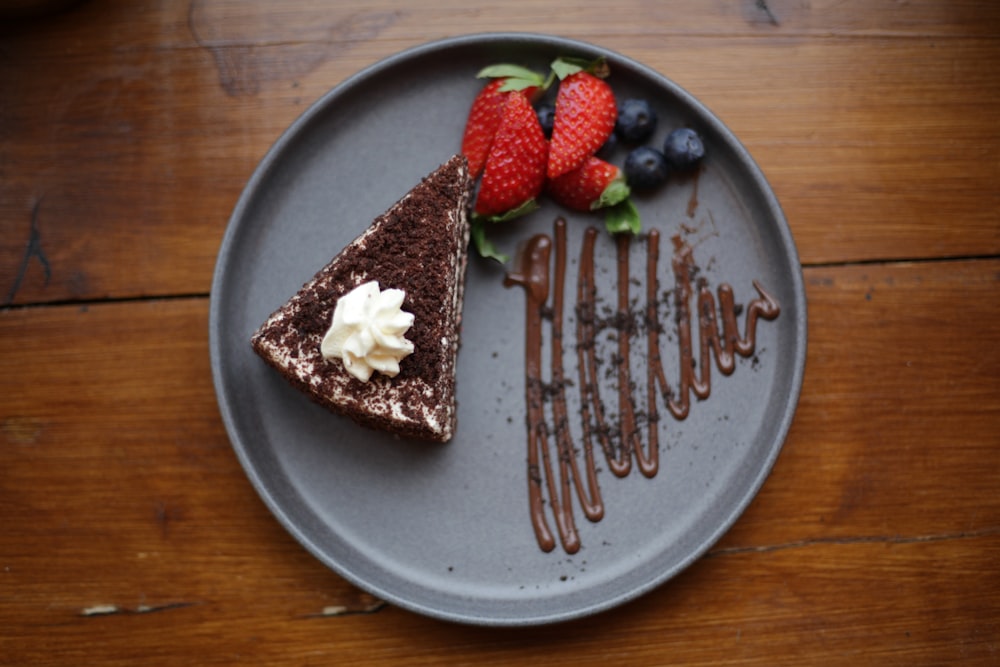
209;32;807;626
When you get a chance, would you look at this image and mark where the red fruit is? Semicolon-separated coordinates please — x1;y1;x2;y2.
547;71;617;180
461;79;509;178
461;67;544;179
474;93;548;217
547;155;629;211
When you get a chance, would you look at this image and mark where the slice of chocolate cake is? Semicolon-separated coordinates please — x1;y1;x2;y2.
251;155;472;443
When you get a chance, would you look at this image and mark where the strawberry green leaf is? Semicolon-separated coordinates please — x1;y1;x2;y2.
496;78;539;93
592;174;631;211
476;64;546;91
480;198;540;224
550;57;585;80
476;64;541;80
470;217;509;263
551;56;609;80
469;200;539;262
604;198;641;235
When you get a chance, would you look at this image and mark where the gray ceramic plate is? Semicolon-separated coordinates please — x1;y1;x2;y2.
210;33;807;626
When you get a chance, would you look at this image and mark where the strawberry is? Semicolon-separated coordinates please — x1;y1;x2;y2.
547;155;628;211
461;79;509;178
548;155;641;235
461;65;546;178
474;92;549;217
546;60;617;180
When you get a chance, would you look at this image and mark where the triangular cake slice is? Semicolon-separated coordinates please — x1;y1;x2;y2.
251;155;472;442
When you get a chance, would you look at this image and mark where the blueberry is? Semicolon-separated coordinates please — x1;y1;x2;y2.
615;99;658;144
536;103;556;138
662;127;705;170
624;146;669;191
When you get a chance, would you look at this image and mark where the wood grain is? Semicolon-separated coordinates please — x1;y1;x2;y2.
2;258;997;664
724;259;1000;547
1;0;998;663
1;2;998;304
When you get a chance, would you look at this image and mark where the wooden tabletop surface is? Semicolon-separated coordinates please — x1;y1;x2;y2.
2;1;998;664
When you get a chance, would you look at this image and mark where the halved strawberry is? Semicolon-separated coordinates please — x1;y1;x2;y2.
546;59;617;180
474;92;549;217
461;79;510;178
548;155;640;235
547;155;628;211
461;64;546;178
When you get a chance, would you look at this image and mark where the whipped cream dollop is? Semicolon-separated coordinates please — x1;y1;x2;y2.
321;280;415;382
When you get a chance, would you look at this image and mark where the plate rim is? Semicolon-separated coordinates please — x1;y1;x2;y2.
209;31;808;626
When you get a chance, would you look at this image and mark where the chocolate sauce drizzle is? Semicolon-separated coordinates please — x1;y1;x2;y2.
504;218;781;554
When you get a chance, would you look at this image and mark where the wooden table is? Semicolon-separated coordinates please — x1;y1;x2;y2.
2;1;998;664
